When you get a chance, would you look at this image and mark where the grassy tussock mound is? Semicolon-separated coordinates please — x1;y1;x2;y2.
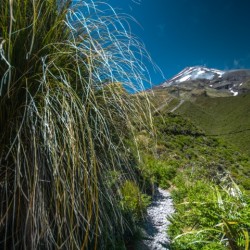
0;1;152;249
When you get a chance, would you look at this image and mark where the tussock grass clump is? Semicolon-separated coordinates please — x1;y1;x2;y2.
0;1;153;249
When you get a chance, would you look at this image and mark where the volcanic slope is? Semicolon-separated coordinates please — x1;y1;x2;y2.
174;93;250;156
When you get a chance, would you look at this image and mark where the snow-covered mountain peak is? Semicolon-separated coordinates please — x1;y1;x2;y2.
153;66;250;98
162;66;225;86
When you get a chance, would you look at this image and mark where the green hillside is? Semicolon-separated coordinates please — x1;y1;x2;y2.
175;93;250;156
136;111;250;249
138;112;250;192
143;89;250;248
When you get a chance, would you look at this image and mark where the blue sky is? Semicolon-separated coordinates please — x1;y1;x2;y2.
104;0;250;86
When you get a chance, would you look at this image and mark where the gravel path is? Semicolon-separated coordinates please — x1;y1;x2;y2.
170;99;184;113
137;188;174;250
154;97;173;113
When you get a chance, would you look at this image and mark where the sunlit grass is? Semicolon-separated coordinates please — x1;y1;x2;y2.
0;0;154;249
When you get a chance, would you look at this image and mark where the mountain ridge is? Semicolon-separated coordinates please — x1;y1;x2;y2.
162;66;224;86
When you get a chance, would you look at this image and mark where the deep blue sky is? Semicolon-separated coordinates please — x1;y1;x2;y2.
105;0;250;86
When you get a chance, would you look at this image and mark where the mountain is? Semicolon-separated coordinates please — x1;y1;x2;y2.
161;66;224;86
155;66;250;97
146;66;250;156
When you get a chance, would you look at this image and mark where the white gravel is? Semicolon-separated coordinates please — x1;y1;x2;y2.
140;188;174;250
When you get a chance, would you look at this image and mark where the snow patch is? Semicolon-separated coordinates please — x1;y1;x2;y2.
178;74;191;82
230;89;238;96
196;70;205;75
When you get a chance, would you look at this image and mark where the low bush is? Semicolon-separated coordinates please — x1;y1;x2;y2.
120;180;151;222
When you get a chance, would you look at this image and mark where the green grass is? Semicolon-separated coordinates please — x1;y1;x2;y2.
169;172;250;250
136;111;250;191
176;93;250;155
135;111;250;249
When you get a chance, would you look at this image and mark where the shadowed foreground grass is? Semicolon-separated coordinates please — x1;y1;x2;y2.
0;1;153;249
